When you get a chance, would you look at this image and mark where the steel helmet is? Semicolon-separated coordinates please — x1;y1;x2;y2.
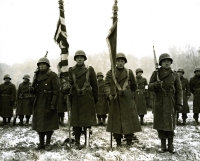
194;67;200;73
4;74;11;80
159;53;173;66
116;52;127;63
97;72;104;77
23;74;30;80
177;68;184;74
136;68;143;74
74;50;87;61
37;57;50;67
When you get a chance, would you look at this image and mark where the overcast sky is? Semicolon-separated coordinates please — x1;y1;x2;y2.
0;0;200;65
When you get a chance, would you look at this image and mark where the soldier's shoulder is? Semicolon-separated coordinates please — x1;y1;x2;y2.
49;70;58;77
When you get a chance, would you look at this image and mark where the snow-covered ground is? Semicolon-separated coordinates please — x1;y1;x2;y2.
1;103;200;161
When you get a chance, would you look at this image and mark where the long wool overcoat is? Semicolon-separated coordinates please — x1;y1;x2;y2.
95;80;109;115
68;64;98;127
104;68;141;134
32;69;59;132
149;67;183;131
0;82;16;118
16;82;33;115
57;90;67;114
189;75;200;113
135;76;148;115
178;76;190;113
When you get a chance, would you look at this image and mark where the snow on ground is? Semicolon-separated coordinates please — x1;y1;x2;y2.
1;103;200;160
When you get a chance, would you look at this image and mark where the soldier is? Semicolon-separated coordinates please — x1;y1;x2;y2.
189;67;200;124
104;53;141;147
95;72;109;126
31;57;60;150
149;53;182;153
176;68;191;125
0;74;16;125
135;68;148;125
16;75;33;126
67;50;98;149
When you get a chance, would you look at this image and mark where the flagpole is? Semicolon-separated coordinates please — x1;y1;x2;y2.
110;0;118;150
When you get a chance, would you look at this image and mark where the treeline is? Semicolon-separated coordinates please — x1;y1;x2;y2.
0;45;199;88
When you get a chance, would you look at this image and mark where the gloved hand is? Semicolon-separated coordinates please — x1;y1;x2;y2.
187;96;190;100
175;104;182;111
154;81;162;89
108;94;117;100
50;105;56;110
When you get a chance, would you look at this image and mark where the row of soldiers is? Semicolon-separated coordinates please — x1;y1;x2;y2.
0;50;200;153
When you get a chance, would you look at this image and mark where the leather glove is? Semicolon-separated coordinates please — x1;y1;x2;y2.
108;94;117;100
154;81;162;89
50;105;56;110
175;104;182;111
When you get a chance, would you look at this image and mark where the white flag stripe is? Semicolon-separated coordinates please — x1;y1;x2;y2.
61;53;68;60
60;16;66;25
60;66;68;72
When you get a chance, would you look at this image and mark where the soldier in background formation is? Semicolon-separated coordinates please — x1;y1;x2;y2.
149;53;183;153
95;72;109;126
16;75;33;126
31;57;60;150
104;53;141;147
67;50;98;149
135;68;148;125
176;68;191;125
0;74;16;125
189;67;200;124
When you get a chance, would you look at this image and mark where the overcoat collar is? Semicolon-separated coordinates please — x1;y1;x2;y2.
159;67;172;80
98;80;104;87
72;64;88;78
116;67;127;83
37;69;52;82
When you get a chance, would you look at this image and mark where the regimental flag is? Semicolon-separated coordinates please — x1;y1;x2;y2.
54;0;69;78
106;18;118;95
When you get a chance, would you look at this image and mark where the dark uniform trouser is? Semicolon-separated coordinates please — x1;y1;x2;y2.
177;113;187;120
193;113;199;120
18;115;31;120
113;133;133;139
157;130;174;139
97;114;107;119
58;112;64;118
73;126;91;135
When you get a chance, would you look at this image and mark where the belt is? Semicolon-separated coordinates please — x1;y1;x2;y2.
0;94;11;97
37;90;52;94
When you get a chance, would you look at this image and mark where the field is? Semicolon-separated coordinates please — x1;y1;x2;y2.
0;102;200;161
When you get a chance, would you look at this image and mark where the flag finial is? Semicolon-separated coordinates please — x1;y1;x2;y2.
44;51;48;57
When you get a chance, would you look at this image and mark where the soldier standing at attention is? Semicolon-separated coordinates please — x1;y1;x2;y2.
67;50;98;149
149;53;183;153
176;68;191;125
0;74;16;125
135;68;148;125
31;57;60;150
104;53;141;147
16;75;33;126
189;67;200;124
95;72;109;126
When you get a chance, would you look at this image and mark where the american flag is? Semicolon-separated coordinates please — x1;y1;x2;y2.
54;0;69;78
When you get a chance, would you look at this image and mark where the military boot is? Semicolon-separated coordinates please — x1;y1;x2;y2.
74;134;81;149
195;119;199;125
182;119;186;125
126;139;132;147
168;138;175;153
3;118;7;125
97;118;102;126
116;138;122;147
46;131;53;151
60;117;65;126
35;133;45;150
158;139;167;153
19;119;24;126
102;118;106;126
140;117;144;125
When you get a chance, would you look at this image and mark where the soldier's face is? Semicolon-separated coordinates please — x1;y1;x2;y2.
161;59;171;68
137;72;143;76
116;59;125;68
177;72;183;77
97;76;103;81
4;78;10;83
23;79;29;83
76;56;85;65
38;63;48;71
195;71;200;76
